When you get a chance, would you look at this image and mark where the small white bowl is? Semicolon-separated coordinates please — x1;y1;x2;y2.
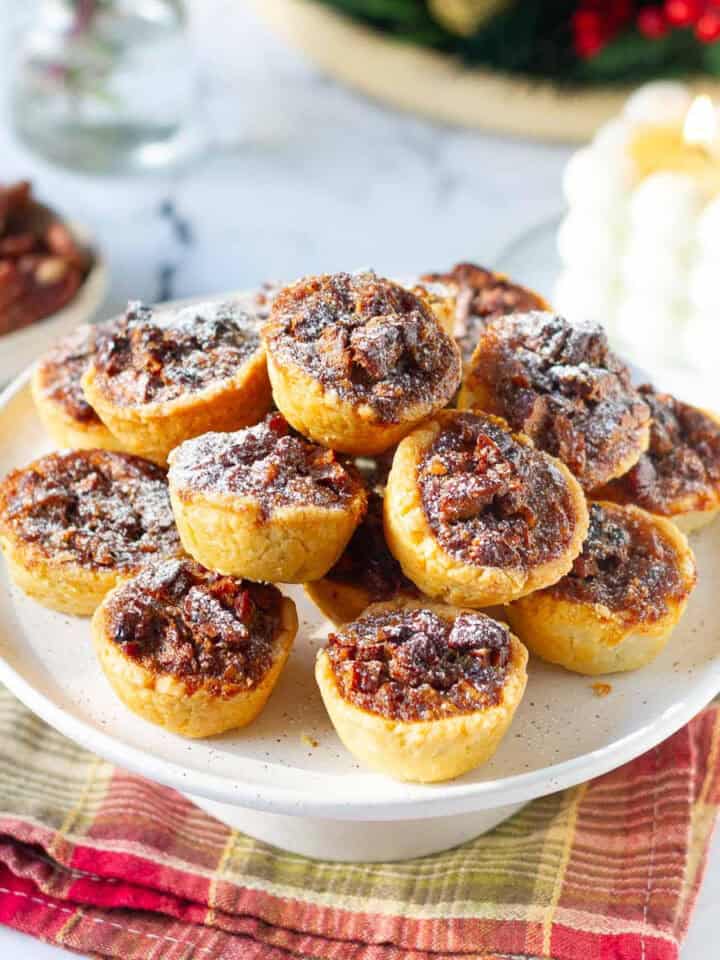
0;224;107;384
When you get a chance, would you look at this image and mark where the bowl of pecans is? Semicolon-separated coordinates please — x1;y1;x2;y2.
0;180;107;384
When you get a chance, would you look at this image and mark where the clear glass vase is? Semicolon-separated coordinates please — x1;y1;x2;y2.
10;0;201;175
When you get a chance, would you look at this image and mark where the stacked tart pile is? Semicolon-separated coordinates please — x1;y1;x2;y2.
0;266;715;783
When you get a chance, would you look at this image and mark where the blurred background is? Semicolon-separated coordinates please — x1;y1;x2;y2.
1;0;719;402
0;2;567;313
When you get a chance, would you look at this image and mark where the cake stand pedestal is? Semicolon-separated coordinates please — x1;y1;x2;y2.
187;794;525;862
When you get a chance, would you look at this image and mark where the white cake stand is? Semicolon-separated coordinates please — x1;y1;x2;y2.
1;303;719;862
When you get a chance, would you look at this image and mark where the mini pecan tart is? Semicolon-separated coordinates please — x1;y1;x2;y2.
31;324;124;452
595;386;720;533
82;300;272;464
168;413;367;583
421;262;550;368
505;502;697;675
262;272;461;455
305;491;420;625
458;312;651;491
315;600;528;783
0;450;182;615
92;558;298;737
384;411;589;607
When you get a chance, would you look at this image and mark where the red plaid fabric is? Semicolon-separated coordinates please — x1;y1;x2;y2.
0;688;717;959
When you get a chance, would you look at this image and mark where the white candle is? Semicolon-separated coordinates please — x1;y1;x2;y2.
554;269;618;327
559;82;720;374
562;147;632;216
621;244;689;301
696;196;720;256
629;172;703;244
557;212;623;273
623;82;693;127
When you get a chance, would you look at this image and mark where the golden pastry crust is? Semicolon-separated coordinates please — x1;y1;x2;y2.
82;301;272;465
262;272;461;455
31;325;124;452
421;262;550;368
594;388;720;534
672;507;720;534
384;411;589;607
0;450;182;616
504;502;697;675
458;312;651;490
0;535;123;617
304;490;420;625
92;559;298;737
315;599;528;783
168;415;367;582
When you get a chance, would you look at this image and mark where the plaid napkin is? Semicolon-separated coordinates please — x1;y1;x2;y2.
0;687;718;960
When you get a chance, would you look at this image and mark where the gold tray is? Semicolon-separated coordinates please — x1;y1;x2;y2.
251;0;720;142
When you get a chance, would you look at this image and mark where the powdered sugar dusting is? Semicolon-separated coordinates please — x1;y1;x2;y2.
169;414;364;516
470;311;651;490
327;606;511;721
0;450;181;570
105;558;283;689
264;272;460;423
92;299;263;406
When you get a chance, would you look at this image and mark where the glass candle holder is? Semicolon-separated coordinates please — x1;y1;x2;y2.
10;0;202;174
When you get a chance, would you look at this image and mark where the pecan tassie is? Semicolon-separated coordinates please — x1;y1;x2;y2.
326;606;512;722
90;300;263;406
418;412;579;571
460;312;651;491
263;271;460;423
0;449;181;571
0;181;91;337
34;324;104;425
169;412;365;518
104;558;283;693
421;262;548;367
324;490;418;603
596;386;720;520
550;502;691;622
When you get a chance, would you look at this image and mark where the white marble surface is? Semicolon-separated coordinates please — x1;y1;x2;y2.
0;1;570;316
0;2;717;956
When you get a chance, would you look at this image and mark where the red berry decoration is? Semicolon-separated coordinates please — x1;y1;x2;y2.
637;5;669;36
664;0;703;26
573;10;604;57
696;8;720;39
572;0;636;58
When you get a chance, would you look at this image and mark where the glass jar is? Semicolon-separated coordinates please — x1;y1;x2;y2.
10;0;201;174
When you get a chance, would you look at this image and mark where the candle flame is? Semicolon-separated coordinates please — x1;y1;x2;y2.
683;95;719;149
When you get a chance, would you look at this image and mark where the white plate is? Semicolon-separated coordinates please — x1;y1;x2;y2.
0;366;719;827
0;225;107;384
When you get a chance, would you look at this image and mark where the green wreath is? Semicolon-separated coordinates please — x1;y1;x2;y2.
315;0;720;86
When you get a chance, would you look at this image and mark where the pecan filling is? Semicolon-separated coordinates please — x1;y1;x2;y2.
263;272;460;423
421;262;546;366
325;492;417;602
551;503;691;621
419;413;577;569
35;325;103;424
105;559;282;693
327;607;511;721
599;387;720;515
169;413;364;518
92;300;262;406
468;312;650;490
0;450;181;570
